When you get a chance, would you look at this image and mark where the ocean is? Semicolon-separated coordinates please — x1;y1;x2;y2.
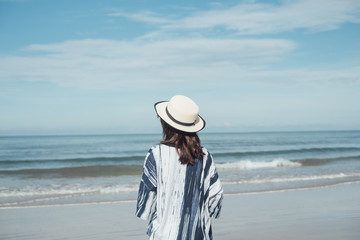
1;131;360;209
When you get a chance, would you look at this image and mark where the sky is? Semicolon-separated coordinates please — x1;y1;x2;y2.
1;0;360;135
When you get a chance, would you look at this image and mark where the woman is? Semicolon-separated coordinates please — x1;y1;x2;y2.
136;95;223;240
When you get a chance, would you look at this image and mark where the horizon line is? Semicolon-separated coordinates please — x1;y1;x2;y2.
1;129;360;138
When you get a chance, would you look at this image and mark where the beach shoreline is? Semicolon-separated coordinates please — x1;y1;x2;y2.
1;182;359;240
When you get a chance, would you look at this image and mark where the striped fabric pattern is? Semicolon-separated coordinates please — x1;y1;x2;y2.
136;144;223;240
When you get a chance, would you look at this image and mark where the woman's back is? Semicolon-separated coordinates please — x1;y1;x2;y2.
136;144;223;239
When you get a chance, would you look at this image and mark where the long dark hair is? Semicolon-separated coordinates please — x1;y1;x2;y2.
160;119;205;165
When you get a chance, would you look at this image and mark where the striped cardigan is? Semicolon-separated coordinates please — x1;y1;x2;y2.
136;144;223;240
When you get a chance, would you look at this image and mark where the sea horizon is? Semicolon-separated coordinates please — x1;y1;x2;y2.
2;128;360;138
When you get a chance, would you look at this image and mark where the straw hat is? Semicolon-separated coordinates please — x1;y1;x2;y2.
154;95;206;133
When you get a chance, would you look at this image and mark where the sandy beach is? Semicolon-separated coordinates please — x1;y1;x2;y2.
1;182;359;240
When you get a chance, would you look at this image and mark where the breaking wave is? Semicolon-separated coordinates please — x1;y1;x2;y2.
212;147;360;159
217;158;301;170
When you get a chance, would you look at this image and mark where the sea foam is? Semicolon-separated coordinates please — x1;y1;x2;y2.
217;158;301;170
222;173;360;185
0;184;139;198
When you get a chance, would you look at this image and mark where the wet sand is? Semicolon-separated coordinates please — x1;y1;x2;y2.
1;183;359;240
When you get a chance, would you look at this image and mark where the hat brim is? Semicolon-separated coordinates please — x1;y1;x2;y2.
154;101;205;133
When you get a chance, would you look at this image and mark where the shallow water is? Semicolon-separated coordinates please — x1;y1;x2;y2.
1;131;360;208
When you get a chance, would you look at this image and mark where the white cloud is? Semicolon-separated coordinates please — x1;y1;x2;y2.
0;37;358;92
1;1;359;90
0;38;297;88
111;0;360;35
108;10;171;24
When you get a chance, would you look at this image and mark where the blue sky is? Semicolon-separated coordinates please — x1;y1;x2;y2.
1;0;360;135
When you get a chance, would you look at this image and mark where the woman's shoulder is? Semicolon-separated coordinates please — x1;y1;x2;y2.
148;143;176;154
202;146;210;155
160;142;175;148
